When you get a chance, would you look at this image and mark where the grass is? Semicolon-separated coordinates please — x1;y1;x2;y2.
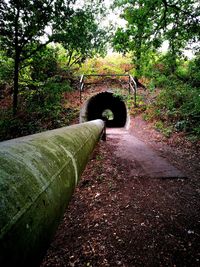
76;53;135;78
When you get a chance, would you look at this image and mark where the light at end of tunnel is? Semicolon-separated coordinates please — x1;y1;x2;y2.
102;109;114;121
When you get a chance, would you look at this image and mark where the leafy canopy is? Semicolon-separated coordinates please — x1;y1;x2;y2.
112;0;200;75
0;0;107;114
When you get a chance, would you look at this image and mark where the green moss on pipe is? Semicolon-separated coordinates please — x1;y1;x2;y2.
0;120;104;267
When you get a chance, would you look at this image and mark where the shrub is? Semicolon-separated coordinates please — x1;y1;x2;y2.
25;78;72;118
187;54;200;87
146;80;200;138
0;52;13;84
30;45;59;81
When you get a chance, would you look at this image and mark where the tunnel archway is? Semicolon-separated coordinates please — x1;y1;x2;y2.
80;91;128;127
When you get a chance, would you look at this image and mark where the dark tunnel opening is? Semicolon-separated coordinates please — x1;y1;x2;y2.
80;92;128;127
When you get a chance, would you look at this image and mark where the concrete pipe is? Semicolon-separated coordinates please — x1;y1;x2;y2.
0;120;104;267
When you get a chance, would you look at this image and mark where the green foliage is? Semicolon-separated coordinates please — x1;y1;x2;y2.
0;77;75;141
146;80;200;137
0;0;107;114
148;80;156;92
0;0;68;114
112;0;164;76
25;78;72;118
154;120;173;138
140;49;200;140
102;109;114;120
77;53;134;75
113;0;200;76
187;53;200;87
53;7;107;67
153;75;169;88
111;87;146;116
0;51;13;84
31;45;59;81
0;0;56;57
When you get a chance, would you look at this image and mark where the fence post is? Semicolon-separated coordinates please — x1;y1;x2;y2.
79;74;84;102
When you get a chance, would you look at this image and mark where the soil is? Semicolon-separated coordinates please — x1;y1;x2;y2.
40;113;200;267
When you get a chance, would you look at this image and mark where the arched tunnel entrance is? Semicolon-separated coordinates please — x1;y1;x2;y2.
80;91;128;127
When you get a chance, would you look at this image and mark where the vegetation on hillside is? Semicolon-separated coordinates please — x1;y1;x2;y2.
111;0;200;139
0;0;200;141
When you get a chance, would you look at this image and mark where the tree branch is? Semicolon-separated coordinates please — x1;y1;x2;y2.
69;54;83;67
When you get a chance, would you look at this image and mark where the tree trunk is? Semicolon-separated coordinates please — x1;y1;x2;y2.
170;45;177;74
13;3;20;116
13;51;20;116
135;38;142;78
169;35;177;74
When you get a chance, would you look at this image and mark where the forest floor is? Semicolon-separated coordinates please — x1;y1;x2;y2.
40;82;200;267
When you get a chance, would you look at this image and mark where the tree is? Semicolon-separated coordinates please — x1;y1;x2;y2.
159;0;200;73
53;7;107;68
112;0;163;76
0;0;107;115
0;0;64;114
112;0;200;76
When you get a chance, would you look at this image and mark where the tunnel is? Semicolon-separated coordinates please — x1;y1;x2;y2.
80;91;128;127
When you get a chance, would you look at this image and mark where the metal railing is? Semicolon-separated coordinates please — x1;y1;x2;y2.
129;75;137;107
79;74;137;106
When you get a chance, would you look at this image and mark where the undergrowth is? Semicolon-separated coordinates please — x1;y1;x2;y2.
144;79;200;139
76;53;134;84
0;78;77;141
1;49;200;142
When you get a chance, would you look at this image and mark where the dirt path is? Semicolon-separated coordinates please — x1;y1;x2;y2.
107;128;184;179
41;115;200;267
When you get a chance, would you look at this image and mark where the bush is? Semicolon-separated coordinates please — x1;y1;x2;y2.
154;75;170;88
77;53;134;76
0;52;13;84
30;45;59;81
146;80;200;138
0;78;74;141
25;78;72;118
187;54;200;87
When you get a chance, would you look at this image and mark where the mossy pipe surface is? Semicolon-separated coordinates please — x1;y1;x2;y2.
0;119;104;267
